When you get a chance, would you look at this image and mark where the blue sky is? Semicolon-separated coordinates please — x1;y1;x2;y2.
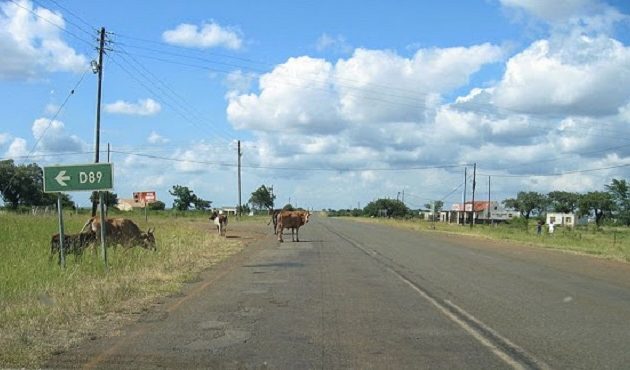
1;0;630;210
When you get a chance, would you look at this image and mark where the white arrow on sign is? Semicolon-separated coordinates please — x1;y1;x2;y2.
55;170;71;186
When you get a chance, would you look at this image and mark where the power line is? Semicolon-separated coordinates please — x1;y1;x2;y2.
6;0;95;51
1;66;91;196
107;54;235;145
112;32;439;98
38;0;97;34
108;48;431;111
479;163;630;178
110;149;468;172
109;45;236;143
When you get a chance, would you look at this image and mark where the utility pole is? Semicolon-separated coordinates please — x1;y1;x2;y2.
462;167;467;225
470;163;477;229
487;175;491;224
91;27;106;218
107;142;110;162
237;140;242;219
90;27;108;268
402;189;405;204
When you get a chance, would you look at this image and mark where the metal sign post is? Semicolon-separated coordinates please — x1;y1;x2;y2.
57;193;66;268
99;191;108;268
134;191;156;223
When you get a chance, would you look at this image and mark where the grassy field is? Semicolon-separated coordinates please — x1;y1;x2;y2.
354;217;630;262
0;211;253;368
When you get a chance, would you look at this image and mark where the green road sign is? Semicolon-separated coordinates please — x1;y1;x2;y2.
43;163;113;192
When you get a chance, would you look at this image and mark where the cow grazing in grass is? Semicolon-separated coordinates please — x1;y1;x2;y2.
209;211;228;236
50;231;97;264
276;210;310;242
81;217;156;250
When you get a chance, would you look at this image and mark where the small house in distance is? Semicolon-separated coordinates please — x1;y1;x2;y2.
115;198;145;211
546;212;588;228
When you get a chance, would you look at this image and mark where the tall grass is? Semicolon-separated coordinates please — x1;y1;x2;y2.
356;218;630;262
0;212;244;367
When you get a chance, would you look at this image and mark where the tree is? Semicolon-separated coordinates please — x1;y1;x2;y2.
89;191;119;208
282;203;294;211
169;185;197;211
193;198;212;211
148;200;166;211
169;185;210;211
605;178;630;226
42;192;74;208
237;203;250;215
578;191;614;226
424;200;444;212
249;185;276;211
547;191;580;213
0;160;56;209
502;191;548;220
363;198;409;218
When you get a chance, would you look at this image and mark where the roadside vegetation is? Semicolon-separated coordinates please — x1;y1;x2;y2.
0;210;247;368
356;217;630;262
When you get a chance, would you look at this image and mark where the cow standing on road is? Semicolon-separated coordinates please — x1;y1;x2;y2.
209;211;228;236
276;210;310;242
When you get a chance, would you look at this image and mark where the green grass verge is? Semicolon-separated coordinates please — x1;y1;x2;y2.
352;217;630;262
0;212;246;368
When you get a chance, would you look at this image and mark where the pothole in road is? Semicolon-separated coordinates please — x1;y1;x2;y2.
184;329;251;351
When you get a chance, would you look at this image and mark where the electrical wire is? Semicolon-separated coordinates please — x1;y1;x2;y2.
1;66;91;196
109;149;468;172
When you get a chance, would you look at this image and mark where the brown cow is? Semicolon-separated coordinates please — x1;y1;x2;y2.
276;210;310;242
81;217;156;250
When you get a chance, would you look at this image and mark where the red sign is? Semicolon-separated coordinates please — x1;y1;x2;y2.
133;191;157;203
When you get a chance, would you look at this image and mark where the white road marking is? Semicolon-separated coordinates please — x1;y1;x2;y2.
389;266;529;370
332;227;551;370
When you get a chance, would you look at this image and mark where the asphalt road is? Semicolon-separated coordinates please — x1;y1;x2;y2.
47;215;630;369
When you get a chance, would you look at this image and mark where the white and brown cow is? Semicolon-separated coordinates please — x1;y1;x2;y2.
209;210;228;236
81;217;156;250
276;210;310;242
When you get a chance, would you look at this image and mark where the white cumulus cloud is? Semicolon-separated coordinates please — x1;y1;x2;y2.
493;35;630;116
5;137;28;158
162;21;243;50
105;98;162;116
0;0;87;80
500;0;600;21
147;131;169;144
315;33;352;54
0;132;11;145
31;118;85;152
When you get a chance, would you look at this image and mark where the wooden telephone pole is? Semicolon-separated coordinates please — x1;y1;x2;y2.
237;140;242;218
91;27;106;218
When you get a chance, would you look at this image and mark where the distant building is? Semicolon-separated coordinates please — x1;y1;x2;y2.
445;201;518;224
546;212;588;228
115;199;145;211
219;207;237;216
